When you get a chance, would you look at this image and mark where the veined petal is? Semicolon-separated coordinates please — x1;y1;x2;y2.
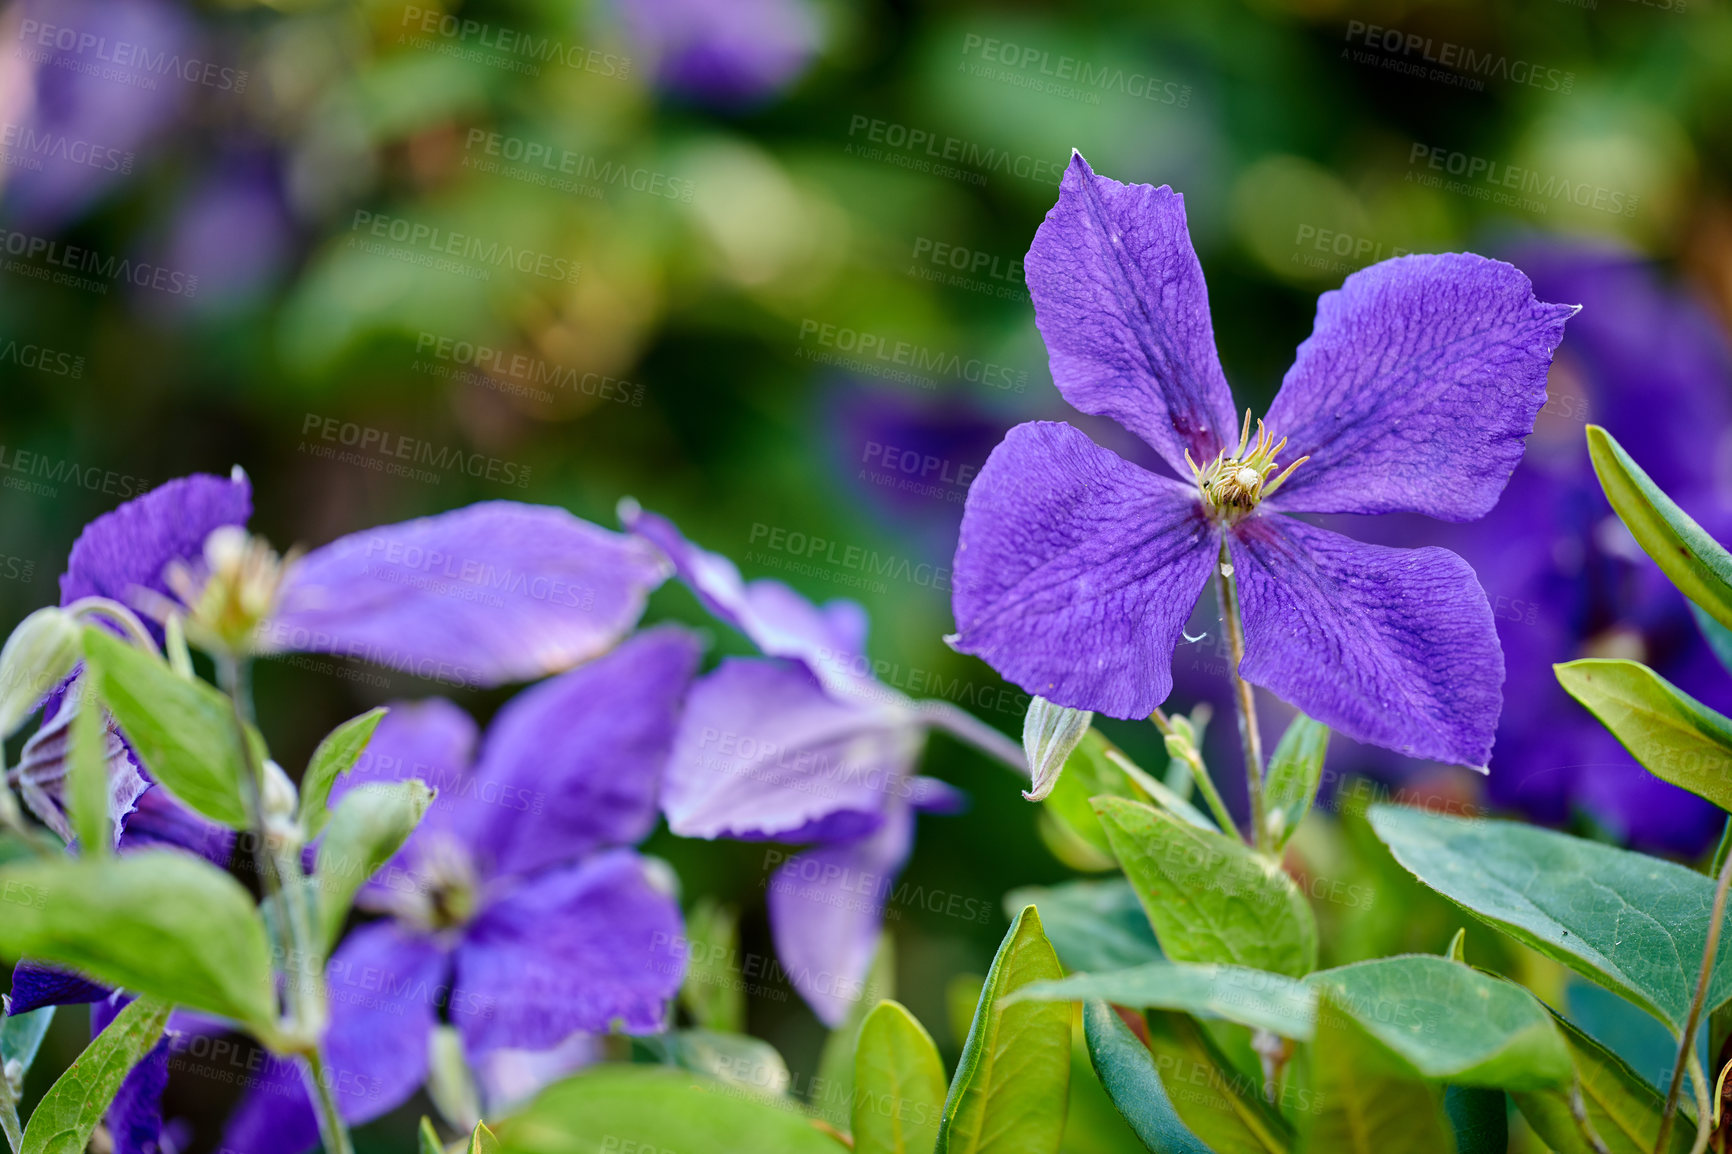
59;472;252;609
1229;516;1501;767
1026;153;1239;473
451;850;683;1054
766;804;913;1028
1264;253;1576;520
13;673;146;847
621;503;872;694
662;658;922;841
950;421;1217;719
266;502;669;688
455;626;701;879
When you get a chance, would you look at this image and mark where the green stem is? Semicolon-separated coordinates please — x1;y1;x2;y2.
1658;844;1732;1154
1712;815;1732;878
1150;710;1238;838
1215;541;1269;852
302;1051;356;1154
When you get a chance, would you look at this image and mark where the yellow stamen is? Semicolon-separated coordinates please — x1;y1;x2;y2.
1262;456;1310;499
1235;409;1253;457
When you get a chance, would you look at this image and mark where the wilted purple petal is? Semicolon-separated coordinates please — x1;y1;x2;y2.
950;421;1217;719
1229;516;1501;767
454;626;701;878
662;658;919;840
621;504;869;691
1025;154;1239;474
451;850;683;1054
1263;254;1575;520
767;804;913;1027
13;674;146;846
611;0;822;106
59;473;251;610
6;960;107;1015
267;502;669;688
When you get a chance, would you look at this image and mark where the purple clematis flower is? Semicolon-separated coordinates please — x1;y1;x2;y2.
950;155;1576;768
7;472;670;841
222;627;699;1154
621;506;1019;1025
607;0;822;107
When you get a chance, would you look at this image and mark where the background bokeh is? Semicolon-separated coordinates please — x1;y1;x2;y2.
3;0;1731;1150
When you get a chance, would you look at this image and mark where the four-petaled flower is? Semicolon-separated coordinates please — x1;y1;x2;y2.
951;154;1577;768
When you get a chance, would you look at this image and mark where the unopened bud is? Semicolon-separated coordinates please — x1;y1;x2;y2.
1021;695;1093;802
0;607;80;738
261;759;301;850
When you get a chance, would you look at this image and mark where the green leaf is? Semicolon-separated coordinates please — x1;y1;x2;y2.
1587;424;1732;632
1095;796;1317;977
299;706;387;838
657;1030;790;1098
679;897;745;1034
1306;955;1571;1089
466;1120;499;1154
814;932;894;1127
1369;804;1732;1032
0;1007;54;1075
1009;961;1317;1040
1001;880;1161;974
1303;992;1453;1154
1691;602;1732;676
0;851;278;1036
1080;1001;1210;1154
1042;731;1148;863
418;1117;444;1154
1264;716;1328;849
852;1001;945;1154
500;1065;844;1154
20;996;172;1154
936;905;1071;1154
80;625;249;829
1511;1012;1692;1154
67;693;111;855
1556;659;1732;812
1143;1009;1292;1153
1443;1087;1507;1154
315;780;434;949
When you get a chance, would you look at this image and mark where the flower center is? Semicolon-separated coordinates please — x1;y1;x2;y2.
1187;410;1308;524
357;832;481;933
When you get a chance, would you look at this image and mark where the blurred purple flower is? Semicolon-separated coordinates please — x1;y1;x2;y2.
1455;244;1732;853
622;506;1019;1025
222;627;700;1154
0;0;191;229
156;150;294;314
609;0;821;107
949;154;1574;768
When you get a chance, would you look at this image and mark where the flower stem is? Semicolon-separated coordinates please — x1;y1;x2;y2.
1150;709;1238;837
1657;843;1732;1154
1214;540;1268;853
302;1051;356;1154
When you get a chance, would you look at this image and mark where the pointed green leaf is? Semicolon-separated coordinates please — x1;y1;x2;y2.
0;1007;54;1075
315;779;434;949
0;851;277;1035
852;1001;945;1154
67;693;111;856
1587;424;1732;631
1307;956;1571;1089
936;905;1071;1154
1042;731;1148;862
299;706;387;838
1143;1010;1292;1153
679;898;745;1034
417;1117;443;1154
1511;1012;1691;1154
1369;804;1732;1031
1096;796;1317;977
1081;1001;1210;1154
1443;1087;1506;1154
815;932;894;1126
658;1030;790;1098
20;995;172;1154
1303;993;1453;1154
1002;880;1161;974
1556;659;1732;812
466;1120;499;1154
80;625;249;828
1010;961;1317;1040
1265;717;1328;849
500;1065;844;1153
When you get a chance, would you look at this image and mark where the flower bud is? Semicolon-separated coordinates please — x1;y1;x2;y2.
0;608;80;739
1021;695;1093;802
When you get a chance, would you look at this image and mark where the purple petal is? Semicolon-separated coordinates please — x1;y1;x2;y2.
219;1057;320;1154
330;697;479;879
451;850;683;1054
13;673;147;846
621;504;870;692
908;776;968;814
472;1033;603;1115
611;0;821;106
266;502;669;688
453;626;702;878
6;961;108;1015
115;784;236;865
1263;254;1576;520
1229;516;1501;767
950;420;1218;719
59;473;252;611
105;1036;170;1154
767;804;914;1027
1025;154;1240;475
661;658;919;840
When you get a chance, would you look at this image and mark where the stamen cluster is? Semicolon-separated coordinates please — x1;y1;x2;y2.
1186;410;1308;523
